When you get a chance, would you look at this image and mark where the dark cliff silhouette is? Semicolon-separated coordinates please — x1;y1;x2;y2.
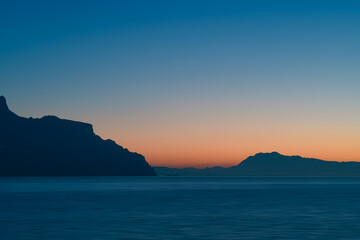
0;96;156;176
155;152;360;176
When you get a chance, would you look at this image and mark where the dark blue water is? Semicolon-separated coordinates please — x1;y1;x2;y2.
1;177;360;239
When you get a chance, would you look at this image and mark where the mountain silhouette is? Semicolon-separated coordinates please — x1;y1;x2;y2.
155;152;360;176
0;96;156;176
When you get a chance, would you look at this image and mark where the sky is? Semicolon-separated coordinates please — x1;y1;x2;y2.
1;0;360;167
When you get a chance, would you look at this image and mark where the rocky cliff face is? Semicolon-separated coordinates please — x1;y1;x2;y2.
0;96;156;176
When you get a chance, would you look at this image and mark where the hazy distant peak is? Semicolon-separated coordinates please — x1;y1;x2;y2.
245;151;283;161
237;152;305;167
253;151;282;157
155;152;360;176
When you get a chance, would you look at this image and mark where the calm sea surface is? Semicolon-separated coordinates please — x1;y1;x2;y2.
1;177;360;239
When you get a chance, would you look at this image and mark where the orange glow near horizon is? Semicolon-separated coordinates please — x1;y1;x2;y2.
56;89;360;169
141;144;360;168
96;116;360;168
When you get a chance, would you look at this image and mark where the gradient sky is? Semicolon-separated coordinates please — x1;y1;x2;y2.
1;0;360;167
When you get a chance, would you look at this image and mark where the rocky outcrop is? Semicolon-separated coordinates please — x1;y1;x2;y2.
0;96;156;176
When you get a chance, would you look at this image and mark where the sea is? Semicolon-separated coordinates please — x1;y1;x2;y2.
1;177;360;240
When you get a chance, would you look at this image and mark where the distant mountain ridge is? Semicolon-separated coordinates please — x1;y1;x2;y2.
155;152;360;176
0;96;156;176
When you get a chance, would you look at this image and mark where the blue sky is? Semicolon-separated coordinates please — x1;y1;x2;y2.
1;0;360;166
